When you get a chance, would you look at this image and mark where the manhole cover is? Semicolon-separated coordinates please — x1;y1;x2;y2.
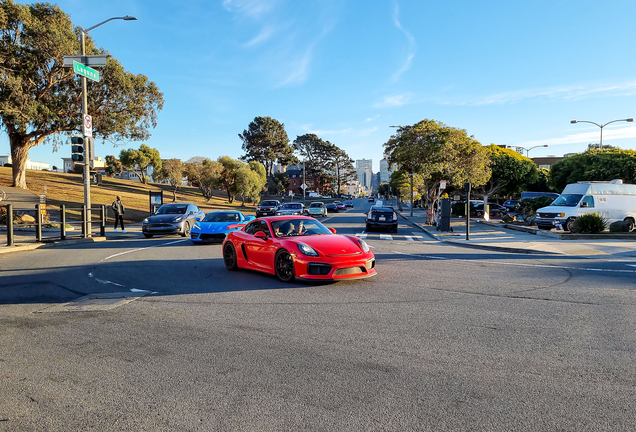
36;291;149;313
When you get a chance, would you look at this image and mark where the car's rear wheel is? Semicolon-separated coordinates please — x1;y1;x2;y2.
275;249;295;283
181;222;190;237
143;233;153;238
223;242;239;271
365;224;371;232
623;217;635;232
392;225;398;233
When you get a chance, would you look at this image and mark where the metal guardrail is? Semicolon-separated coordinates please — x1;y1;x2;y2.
4;203;107;246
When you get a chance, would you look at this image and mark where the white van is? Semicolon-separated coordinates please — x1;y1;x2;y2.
535;180;636;232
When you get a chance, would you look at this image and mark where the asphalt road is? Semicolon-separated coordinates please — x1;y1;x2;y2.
1;199;636;431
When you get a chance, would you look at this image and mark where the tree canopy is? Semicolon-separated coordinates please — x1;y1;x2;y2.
0;0;164;189
478;144;539;197
384;119;491;222
119;144;162;184
239;116;296;178
153;158;184;201
549;149;636;191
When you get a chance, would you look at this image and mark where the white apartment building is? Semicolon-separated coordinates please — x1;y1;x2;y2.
0;155;50;171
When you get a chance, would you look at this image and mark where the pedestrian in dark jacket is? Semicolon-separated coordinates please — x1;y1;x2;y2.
111;195;126;233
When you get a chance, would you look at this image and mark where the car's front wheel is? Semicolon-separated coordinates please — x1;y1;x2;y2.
181;222;191;237
143;233;153;238
275;249;295;283
565;217;576;232
223;242;239;271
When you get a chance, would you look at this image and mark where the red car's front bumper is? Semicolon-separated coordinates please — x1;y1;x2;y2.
293;254;377;281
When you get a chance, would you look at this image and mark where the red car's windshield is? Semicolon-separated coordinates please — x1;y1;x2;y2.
271;219;331;237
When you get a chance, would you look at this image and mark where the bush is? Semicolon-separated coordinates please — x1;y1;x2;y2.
571;213;607;234
451;202;465;216
518;196;555;217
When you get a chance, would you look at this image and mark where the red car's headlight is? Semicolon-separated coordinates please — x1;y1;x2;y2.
358;239;370;253
297;243;319;257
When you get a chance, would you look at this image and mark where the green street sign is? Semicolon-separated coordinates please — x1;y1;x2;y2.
73;61;100;82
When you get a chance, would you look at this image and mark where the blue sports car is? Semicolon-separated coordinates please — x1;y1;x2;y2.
190;211;255;244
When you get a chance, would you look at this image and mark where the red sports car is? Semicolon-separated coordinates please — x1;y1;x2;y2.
222;216;376;282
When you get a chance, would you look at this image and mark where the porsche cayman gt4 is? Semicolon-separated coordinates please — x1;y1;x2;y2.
222;216;376;282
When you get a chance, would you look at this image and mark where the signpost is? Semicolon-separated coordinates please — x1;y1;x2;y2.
73;61;100;82
83;114;93;137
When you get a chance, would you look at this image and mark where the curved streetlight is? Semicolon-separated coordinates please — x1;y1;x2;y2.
517;144;548;158
78;15;137;237
570;118;634;150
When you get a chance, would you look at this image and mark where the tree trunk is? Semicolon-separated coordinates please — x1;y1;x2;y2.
172;188;177;202
10;136;32;190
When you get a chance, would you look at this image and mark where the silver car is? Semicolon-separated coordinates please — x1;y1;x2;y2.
142;203;205;238
275;202;306;216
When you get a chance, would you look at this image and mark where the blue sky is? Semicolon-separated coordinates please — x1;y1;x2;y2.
3;0;636;173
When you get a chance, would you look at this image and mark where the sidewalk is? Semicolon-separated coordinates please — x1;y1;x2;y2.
399;209;636;258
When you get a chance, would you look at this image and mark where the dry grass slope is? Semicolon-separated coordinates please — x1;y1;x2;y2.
0;167;256;223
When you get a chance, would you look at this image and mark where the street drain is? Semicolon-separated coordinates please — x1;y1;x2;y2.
35;291;150;313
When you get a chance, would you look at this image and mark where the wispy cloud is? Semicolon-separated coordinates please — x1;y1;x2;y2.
222;0;278;19
373;93;413;108
449;81;636;106
516;125;636;147
389;0;416;83
243;26;274;47
224;0;337;87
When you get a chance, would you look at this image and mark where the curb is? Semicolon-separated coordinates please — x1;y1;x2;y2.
0;236;107;255
411;223;560;255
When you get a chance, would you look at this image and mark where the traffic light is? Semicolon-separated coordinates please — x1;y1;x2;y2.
71;136;85;162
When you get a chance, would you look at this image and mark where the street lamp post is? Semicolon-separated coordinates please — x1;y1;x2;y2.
78;15;136;237
509;145;548;157
570;118;634;150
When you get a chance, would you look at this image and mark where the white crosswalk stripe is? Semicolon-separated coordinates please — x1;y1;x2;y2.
379;234;393;240
404;236;416;241
355;232;367;239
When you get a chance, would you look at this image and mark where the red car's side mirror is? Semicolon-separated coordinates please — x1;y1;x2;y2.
329;227;337;234
254;231;268;240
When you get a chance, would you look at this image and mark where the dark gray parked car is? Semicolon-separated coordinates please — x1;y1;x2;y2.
142;203;205;238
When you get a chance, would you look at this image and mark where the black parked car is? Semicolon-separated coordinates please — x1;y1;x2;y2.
142;203;205;238
471;203;507;217
502;200;519;212
256;200;280;217
325;203;339;213
366;206;398;233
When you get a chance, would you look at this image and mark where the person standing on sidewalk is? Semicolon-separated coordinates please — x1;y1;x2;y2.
111;195;126;233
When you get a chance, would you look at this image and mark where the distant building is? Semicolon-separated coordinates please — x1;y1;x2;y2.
61;156;107;174
379;158;395;182
0;155;50;171
356;159;373;193
531;156;565;170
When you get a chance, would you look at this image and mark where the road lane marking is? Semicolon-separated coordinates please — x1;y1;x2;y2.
404;236;415;241
101;239;187;262
391;251;636;273
356;233;367;239
380;235;393;240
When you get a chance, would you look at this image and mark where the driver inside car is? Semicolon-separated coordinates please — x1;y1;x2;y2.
286;220;305;236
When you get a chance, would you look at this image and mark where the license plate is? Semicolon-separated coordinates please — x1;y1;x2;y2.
379;216;386;221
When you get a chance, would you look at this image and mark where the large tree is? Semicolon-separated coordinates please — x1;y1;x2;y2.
239;116;296;178
293;134;335;194
182;158;222;202
477;144;539;198
119;144;162;184
153;158;184;202
384;119;491;223
0;0;164;189
331;145;356;196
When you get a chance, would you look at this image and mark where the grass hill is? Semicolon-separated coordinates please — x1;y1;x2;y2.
0;167;257;223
